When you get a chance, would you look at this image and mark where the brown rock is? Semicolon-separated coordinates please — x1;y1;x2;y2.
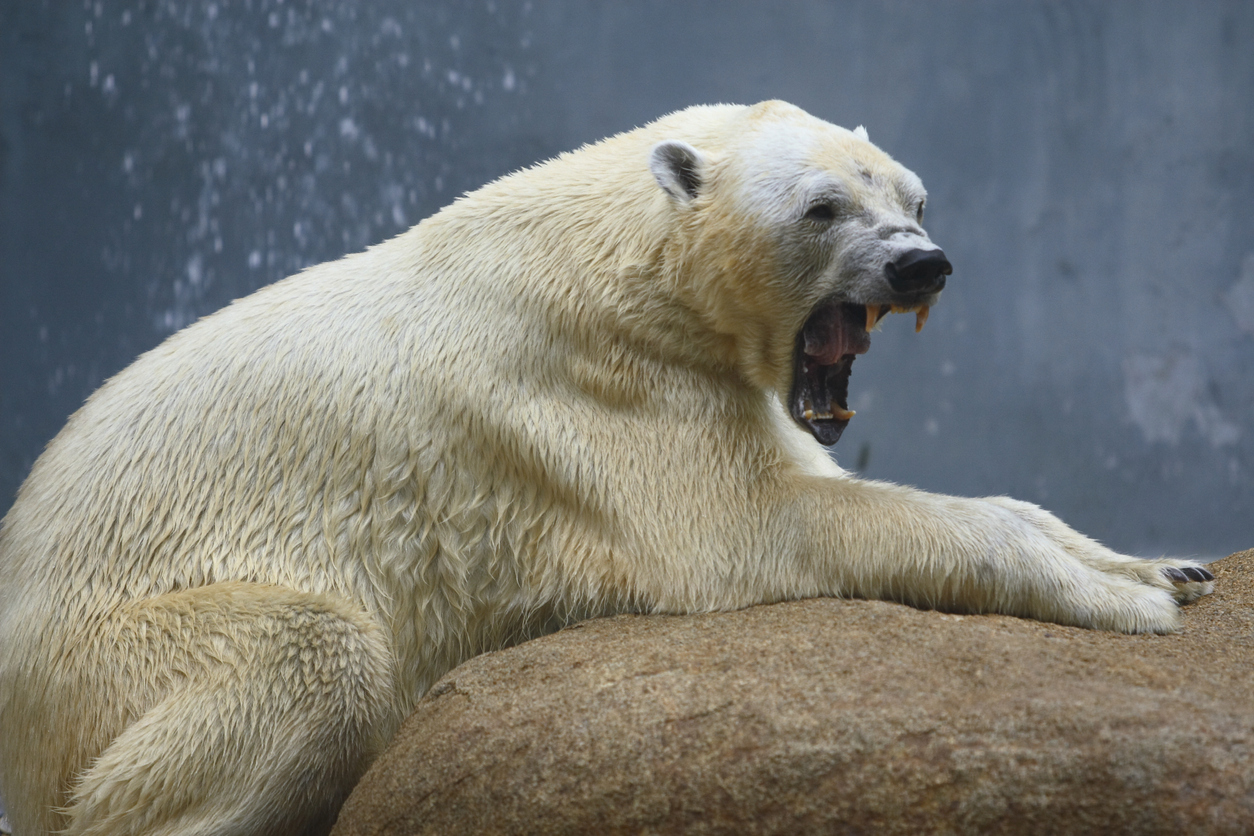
332;551;1254;835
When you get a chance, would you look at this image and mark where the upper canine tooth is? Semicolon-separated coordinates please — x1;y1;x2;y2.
832;405;856;421
915;305;930;333
865;304;885;333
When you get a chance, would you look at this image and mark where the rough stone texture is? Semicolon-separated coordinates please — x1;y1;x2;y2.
333;551;1254;835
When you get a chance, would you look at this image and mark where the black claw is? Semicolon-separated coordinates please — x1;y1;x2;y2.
1164;566;1214;584
1181;566;1215;583
1163;568;1189;583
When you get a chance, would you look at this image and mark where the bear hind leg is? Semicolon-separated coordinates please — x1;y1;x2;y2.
64;583;397;836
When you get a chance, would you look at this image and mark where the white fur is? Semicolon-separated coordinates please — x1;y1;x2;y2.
0;100;1212;835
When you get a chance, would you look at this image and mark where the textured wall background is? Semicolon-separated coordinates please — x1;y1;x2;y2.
1;1;1251;557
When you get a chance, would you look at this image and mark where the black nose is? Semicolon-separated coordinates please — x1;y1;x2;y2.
884;248;952;295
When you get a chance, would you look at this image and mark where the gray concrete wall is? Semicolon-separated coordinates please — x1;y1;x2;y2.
2;1;1251;557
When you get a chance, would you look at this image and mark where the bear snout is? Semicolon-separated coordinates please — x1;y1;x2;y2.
884;247;952;295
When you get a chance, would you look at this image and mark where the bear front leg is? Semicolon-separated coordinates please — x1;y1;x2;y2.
782;476;1213;634
64;582;397;836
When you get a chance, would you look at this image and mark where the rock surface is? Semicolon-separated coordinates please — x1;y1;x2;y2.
333;551;1254;835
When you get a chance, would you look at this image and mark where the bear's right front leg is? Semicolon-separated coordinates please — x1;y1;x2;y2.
63;582;397;836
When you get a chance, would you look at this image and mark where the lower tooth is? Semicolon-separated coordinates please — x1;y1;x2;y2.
803;400;854;422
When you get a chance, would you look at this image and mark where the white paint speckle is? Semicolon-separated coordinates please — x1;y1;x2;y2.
186;254;204;287
1223;253;1254;337
1123;351;1240;447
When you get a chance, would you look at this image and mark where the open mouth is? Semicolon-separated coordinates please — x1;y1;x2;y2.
788;302;930;446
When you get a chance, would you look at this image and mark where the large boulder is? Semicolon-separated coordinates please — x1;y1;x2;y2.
333;551;1254;835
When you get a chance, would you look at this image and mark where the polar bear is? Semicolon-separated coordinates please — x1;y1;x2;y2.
0;101;1213;835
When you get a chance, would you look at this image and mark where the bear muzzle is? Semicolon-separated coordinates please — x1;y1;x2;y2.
789;245;952;446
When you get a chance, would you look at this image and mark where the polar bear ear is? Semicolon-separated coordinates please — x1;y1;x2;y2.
649;140;704;203
853;125;869;142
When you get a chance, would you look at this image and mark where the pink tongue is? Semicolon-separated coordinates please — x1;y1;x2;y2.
802;304;871;364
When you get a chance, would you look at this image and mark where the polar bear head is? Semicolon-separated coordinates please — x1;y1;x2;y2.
647;101;951;446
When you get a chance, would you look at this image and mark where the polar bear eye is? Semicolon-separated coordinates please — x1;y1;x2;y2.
915;202;925;224
805;202;837;224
